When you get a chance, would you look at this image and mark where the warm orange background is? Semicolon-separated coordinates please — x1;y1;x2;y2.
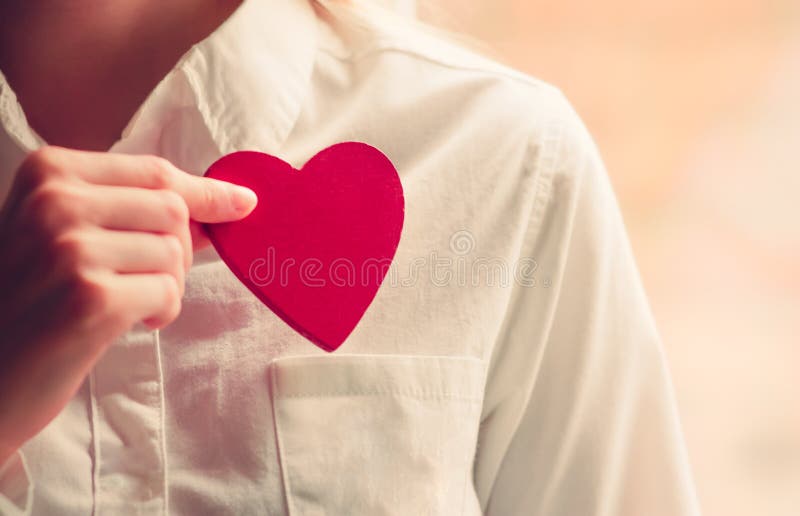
419;1;800;515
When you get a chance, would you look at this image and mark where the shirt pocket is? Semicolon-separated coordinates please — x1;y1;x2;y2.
267;354;486;516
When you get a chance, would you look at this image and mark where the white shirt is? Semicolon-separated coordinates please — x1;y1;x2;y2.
0;0;701;514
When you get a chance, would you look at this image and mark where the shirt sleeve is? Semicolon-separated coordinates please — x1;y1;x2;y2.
0;450;33;516
473;88;701;516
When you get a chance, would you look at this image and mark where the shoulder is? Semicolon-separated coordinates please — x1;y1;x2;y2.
317;5;544;88
306;4;605;254
314;4;596;177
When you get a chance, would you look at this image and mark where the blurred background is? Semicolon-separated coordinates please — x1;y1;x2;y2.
402;0;799;514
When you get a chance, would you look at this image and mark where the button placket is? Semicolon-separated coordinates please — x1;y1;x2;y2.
89;327;167;514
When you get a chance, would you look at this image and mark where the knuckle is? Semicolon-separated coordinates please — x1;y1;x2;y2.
201;183;223;214
162;234;184;265
142;155;173;189
159;190;189;226
160;275;182;323
27;184;61;210
25;183;83;230
66;271;109;320
52;231;91;270
22;146;66;180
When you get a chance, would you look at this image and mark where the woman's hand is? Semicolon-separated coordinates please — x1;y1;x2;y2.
0;146;256;464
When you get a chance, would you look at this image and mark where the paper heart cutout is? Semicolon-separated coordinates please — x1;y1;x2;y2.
203;143;404;352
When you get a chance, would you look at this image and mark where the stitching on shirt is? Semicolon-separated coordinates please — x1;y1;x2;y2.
278;390;483;401
152;330;170;516
88;371;101;516
318;38;556;95
269;366;297;516
525;103;566;240
471;98;567;508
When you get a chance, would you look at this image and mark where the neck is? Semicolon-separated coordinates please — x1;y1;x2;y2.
0;0;243;150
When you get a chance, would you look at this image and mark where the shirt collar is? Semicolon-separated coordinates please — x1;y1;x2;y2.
178;0;319;155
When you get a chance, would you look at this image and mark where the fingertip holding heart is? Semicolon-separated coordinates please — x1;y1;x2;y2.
203;142;404;352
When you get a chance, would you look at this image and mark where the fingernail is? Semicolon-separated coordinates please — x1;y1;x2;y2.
231;185;258;214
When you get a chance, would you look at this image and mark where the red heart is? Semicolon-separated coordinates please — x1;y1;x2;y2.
203;143;404;352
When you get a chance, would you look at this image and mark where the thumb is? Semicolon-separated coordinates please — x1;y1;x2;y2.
173;173;257;223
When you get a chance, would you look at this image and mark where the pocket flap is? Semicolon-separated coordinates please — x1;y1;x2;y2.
270;354;486;401
268;354;486;516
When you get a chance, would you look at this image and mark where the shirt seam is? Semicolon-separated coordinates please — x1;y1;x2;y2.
277;391;484;401
317;39;556;94
153;330;169;516
88;371;101;516
479;100;563;403
269;365;295;516
476;110;566;510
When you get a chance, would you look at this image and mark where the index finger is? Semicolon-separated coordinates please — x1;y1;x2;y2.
168;169;258;224
69;150;257;223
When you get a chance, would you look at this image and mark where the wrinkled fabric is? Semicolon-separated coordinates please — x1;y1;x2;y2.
0;452;31;515
0;0;701;514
